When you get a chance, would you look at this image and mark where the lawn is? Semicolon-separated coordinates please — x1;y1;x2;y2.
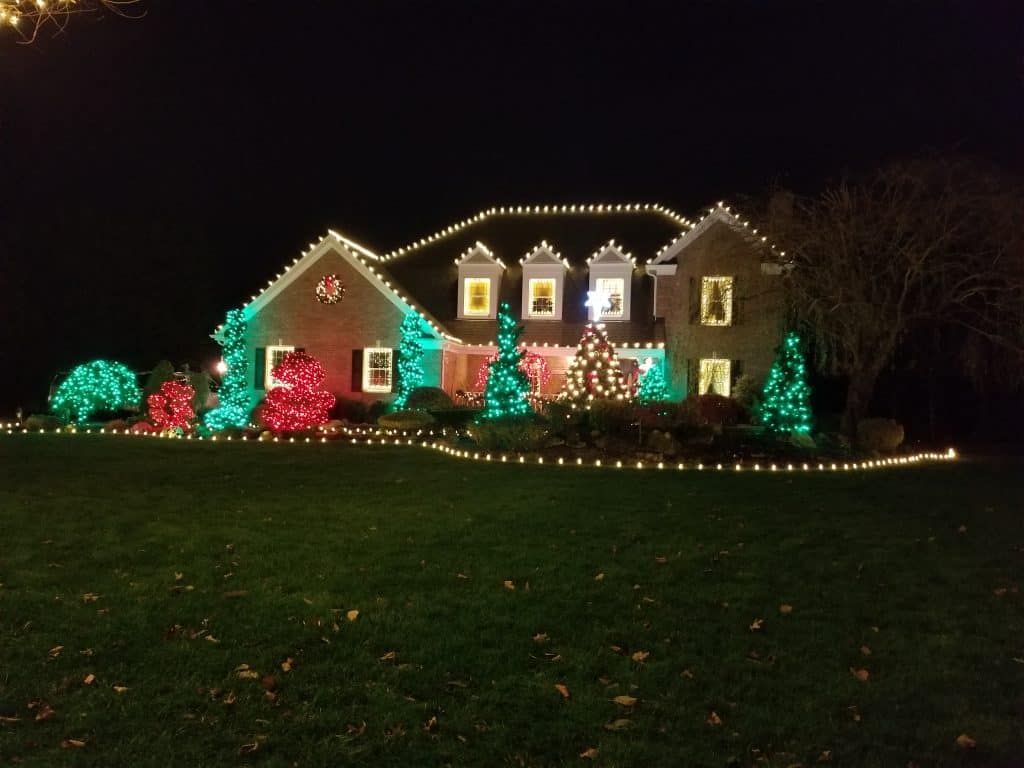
0;435;1022;767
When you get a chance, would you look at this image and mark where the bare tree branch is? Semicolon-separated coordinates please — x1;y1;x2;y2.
0;0;143;44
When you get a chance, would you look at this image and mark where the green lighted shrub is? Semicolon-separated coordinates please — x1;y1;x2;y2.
469;417;549;452
378;410;435;430
405;387;453;411
51;360;141;423
856;418;905;452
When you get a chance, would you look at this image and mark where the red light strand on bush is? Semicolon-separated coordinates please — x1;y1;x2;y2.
262;351;335;432
147;380;196;431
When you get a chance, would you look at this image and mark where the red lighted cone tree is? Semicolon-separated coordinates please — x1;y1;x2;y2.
147;380;196;431
560;323;630;409
262;351;335;432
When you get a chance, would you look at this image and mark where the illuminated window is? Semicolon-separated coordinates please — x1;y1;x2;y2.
266;345;295;389
464;278;491;316
596;278;624;318
528;278;556;317
698;358;731;396
363;348;393;393
700;276;733;326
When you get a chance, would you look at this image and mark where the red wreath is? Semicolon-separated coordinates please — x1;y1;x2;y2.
316;274;345;304
474;349;551;393
147;380;196;431
262;351;335;432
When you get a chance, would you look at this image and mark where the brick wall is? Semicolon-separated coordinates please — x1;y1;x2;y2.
245;245;440;405
657;221;784;395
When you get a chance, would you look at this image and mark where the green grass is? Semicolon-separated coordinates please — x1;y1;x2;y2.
1;435;1022;767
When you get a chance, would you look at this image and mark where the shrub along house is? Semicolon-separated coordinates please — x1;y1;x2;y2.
215;202;786;407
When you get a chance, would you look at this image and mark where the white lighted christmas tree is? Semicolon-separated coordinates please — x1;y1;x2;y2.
560;323;630;409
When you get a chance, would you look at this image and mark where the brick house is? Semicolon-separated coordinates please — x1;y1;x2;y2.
217;203;786;406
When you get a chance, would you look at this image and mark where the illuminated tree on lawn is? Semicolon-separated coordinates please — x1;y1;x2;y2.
479;301;531;420
262;351;335;432
51;360;141;423
560;324;630;410
758;331;813;434
393;313;425;410
635;358;669;404
147;380;196;431
204;309;251;431
474;349;551;394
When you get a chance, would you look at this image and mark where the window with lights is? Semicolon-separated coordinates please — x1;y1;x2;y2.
363;348;393;392
528;278;556;317
698;358;731;396
266;345;295;388
464;278;491;316
596;278;624;318
700;276;733;326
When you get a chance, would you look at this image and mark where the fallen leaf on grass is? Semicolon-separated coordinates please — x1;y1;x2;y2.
47;646;64;660
860;645;872;656
554;683;570;699
681;668;695;679
612;695;637;706
223;590;249;599
818;749;833;762
749;618;764;631
423;715;438;732
205;635;219;644
779;604;794;615
238;742;260;756
594;572;605;582
503;580;515;591
456;572;470;580
707;711;723;727
81;593;100;603
379;650;397;662
346;721;367;736
955;733;977;749
34;704;56;722
61;738;86;749
631;650;649;663
174;572;184;582
580;746;599;759
850;668;870;682
957;525;967;534
994;587;1009;597
281;658;294;673
533;632;549;643
654;556;668;564
82;674;96;686
604;718;633;731
112;686;129;694
237;669;259;680
0;715;21;724
346;610;359;622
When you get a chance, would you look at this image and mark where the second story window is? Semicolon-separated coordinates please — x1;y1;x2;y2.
700;276;733;326
464;278;491;316
528;278;556;317
595;277;624;319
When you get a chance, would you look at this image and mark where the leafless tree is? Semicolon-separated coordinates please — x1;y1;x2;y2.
767;158;1024;441
1;0;142;44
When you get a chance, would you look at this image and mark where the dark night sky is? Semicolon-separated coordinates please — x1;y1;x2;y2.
1;0;1021;413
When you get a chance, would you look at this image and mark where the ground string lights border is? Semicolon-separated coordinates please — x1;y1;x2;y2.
1;422;959;475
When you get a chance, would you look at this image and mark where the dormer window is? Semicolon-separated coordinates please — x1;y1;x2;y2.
521;241;567;320
457;242;503;320
587;241;634;322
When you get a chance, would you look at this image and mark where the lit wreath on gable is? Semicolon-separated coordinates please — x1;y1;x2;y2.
315;274;345;305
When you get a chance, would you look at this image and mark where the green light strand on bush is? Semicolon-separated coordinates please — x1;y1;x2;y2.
758;331;813;434
636;361;669;404
204;309;252;431
393;312;425;410
479;301;531;420
51;360;141;423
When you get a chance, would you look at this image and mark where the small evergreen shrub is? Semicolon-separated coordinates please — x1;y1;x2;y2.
23;414;64;431
694;394;744;427
428;407;480;429
332;397;370;424
470;417;550;452
587;400;636;438
732;374;761;423
856;418;905;452
405;387;453;411
378;410;435;430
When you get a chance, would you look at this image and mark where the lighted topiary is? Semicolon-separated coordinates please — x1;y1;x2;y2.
51;360;141;423
479;302;532;420
560;323;630;410
758;331;813;434
262;351;335;432
393;313;425;410
147;380;196;431
204;309;251;431
635;358;669;404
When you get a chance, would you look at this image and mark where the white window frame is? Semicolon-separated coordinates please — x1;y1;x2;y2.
362;347;393;393
700;276;734;326
595;277;625;319
463;278;492;317
528;278;557;318
698;358;731;397
266;345;295;389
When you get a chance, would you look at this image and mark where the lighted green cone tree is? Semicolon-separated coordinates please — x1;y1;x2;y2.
635;359;669;404
51;360;141;423
480;301;531;420
204;309;252;431
393;312;425;410
758;331;813;433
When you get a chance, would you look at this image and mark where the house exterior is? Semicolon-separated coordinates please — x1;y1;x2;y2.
215;202;786;407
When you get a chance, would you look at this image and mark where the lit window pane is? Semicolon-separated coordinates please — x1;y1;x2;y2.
266;345;295;389
529;278;555;316
363;348;393;392
596;278;624;317
698;358;731;397
700;276;733;326
465;278;490;316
